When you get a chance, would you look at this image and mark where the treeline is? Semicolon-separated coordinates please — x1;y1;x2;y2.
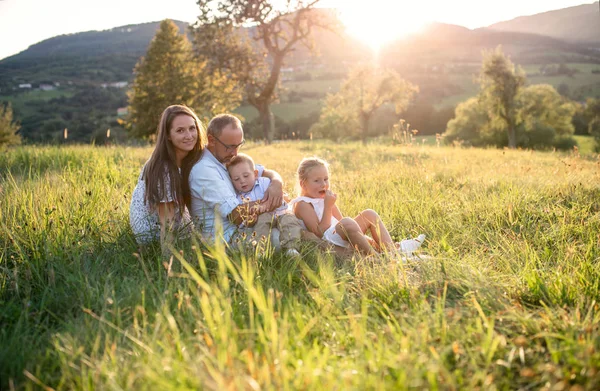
0;54;140;90
15;87;127;143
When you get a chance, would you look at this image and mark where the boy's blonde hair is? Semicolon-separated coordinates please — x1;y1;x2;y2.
296;157;329;195
227;153;255;172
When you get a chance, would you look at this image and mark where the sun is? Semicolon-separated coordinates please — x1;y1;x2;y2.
337;3;431;51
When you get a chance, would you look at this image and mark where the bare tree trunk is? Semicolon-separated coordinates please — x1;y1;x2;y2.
360;111;369;145
507;121;517;149
259;106;275;143
250;53;284;145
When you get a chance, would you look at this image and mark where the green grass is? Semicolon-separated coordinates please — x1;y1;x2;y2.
1;89;75;117
523;63;600;100
1;142;600;389
235;98;324;122
282;78;342;94
574;135;596;155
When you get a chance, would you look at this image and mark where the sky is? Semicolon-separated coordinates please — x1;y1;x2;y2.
0;0;592;60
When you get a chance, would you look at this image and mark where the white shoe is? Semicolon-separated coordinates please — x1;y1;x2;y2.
398;234;426;254
285;248;301;258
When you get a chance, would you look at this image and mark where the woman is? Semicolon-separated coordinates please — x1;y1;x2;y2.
129;105;206;249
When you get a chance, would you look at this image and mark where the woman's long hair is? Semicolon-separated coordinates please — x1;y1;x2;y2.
143;105;206;214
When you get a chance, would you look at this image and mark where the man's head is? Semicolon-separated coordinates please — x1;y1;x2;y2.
227;153;258;194
206;114;245;164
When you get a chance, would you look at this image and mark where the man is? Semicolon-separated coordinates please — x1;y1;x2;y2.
189;114;285;244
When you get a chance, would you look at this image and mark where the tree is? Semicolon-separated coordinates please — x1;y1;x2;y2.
128;19;240;138
192;0;333;143
0;103;21;146
311;64;417;143
445;98;506;147
446;85;577;150
584;98;600;151
516;84;576;148
590;117;600;152
479;46;526;149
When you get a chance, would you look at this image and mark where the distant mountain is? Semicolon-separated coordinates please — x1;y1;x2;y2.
0;15;369;90
488;2;600;45
381;22;600;69
0;21;189;88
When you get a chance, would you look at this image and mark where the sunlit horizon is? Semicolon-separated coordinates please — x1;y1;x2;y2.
0;0;591;61
326;0;589;53
338;4;432;52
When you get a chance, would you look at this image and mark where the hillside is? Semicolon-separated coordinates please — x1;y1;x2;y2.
0;13;369;91
0;15;370;142
381;22;600;69
0;21;189;88
488;2;600;45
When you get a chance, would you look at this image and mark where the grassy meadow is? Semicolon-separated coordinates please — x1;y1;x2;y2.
1;142;600;390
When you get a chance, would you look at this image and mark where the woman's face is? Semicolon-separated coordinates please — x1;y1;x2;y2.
169;114;198;156
301;165;330;199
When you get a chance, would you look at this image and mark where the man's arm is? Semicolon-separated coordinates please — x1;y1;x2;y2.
189;162;241;231
260;168;284;212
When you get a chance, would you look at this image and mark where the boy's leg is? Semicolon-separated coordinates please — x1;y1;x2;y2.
252;212;276;247
276;213;303;250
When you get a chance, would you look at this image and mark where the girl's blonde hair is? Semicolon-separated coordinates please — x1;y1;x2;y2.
296;157;329;195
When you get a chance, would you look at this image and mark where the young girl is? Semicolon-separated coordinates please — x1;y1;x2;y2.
129;105;206;251
290;157;425;256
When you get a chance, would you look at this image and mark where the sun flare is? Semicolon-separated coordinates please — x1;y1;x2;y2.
338;3;432;51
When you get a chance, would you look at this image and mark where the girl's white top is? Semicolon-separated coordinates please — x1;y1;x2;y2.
289;196;350;248
129;165;192;245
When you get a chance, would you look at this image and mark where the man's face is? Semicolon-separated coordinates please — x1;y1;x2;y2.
228;162;258;194
208;123;244;164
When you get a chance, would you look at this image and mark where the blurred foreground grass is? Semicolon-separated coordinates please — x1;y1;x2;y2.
1;142;599;390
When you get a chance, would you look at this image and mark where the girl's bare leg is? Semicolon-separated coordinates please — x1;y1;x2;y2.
354;209;394;252
336;217;376;255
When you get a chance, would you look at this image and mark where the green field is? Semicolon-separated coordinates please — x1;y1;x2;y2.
435;63;600;110
235;98;324;123
235;62;600;122
0;89;74;107
574;135;597;155
283;78;342;94
1;143;599;389
1;89;74;111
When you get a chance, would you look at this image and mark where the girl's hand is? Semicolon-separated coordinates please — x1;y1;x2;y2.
324;190;337;206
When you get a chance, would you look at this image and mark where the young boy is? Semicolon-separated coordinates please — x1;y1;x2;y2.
227;153;303;256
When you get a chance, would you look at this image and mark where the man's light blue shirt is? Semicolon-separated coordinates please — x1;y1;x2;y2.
189;149;263;243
